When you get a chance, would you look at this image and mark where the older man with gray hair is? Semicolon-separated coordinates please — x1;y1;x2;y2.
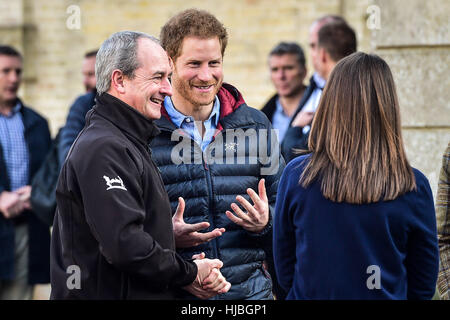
50;31;230;299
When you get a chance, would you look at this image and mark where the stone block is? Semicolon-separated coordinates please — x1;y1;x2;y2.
0;0;23;27
377;48;450;127
402;128;450;199
373;0;450;46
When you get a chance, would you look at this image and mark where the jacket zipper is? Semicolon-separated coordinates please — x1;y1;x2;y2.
158;126;220;260
202;143;219;260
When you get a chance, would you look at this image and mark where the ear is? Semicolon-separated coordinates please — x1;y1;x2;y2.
110;69;126;94
301;65;307;79
168;56;174;69
319;47;327;64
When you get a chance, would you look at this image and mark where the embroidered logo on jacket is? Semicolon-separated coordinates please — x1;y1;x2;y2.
225;142;238;152
103;175;127;191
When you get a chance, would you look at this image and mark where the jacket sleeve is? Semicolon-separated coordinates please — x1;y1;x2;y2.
70;139;197;289
405;173;440;300
273;161;297;293
436;144;450;299
281;126;307;164
249;123;285;246
0;146;7;193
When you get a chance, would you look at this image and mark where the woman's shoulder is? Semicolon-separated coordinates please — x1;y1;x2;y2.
279;154;313;189
285;153;312;173
410;167;433;196
411;166;426;178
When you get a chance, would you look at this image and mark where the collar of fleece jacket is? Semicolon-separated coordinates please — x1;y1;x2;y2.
160;82;246;132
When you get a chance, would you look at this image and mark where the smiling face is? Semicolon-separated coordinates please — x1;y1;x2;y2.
0;55;22;107
121;38;173;120
269;53;306;98
171;36;223;112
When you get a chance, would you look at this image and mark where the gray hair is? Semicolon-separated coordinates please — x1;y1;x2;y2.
95;31;159;95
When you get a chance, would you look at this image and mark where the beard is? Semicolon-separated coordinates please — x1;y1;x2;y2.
172;76;223;111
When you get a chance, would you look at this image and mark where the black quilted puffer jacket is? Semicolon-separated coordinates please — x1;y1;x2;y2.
150;83;285;300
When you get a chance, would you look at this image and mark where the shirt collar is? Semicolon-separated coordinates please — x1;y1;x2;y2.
0;100;21;118
163;95;220;128
12;101;21;113
209;96;220;126
313;72;326;89
275;97;287;116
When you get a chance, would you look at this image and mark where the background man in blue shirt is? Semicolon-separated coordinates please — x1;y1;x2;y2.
261;42;307;144
0;45;51;299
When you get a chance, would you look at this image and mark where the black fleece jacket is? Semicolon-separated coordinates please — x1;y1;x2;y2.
50;93;197;299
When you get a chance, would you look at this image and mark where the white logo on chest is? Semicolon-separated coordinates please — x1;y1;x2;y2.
225;142;238;152
103;175;127;191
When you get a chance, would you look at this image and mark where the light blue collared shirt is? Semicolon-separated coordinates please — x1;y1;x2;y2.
272;98;291;142
164;96;220;151
0;101;29;191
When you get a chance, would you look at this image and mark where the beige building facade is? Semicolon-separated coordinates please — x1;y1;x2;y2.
0;0;449;194
0;0;449;300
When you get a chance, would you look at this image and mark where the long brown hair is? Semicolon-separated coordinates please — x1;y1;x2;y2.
300;52;416;204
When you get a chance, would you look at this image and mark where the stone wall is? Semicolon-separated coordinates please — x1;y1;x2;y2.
1;0;448;301
371;0;450;196
0;0;448;193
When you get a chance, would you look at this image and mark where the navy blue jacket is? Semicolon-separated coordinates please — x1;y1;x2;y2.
0;101;52;284
260;94;278;129
274;154;439;299
58;91;96;166
150;83;285;300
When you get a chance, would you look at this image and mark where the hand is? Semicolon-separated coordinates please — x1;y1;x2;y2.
226;179;269;233
183;255;231;299
291;111;314;128
192;253;231;294
15;185;32;210
0;190;26;219
173;197;225;248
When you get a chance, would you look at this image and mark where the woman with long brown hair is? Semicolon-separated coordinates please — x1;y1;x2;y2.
273;52;439;299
